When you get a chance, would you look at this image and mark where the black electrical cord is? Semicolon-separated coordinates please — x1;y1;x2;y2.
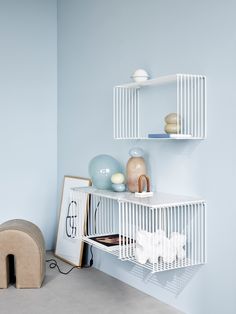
83;245;94;268
46;245;93;274
46;259;77;275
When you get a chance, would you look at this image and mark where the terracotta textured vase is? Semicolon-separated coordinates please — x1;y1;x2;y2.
126;148;147;193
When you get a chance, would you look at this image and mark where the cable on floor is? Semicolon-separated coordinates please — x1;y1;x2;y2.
46;245;93;275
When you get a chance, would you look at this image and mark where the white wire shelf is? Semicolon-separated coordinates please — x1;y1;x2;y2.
72;188;206;273
113;73;207;140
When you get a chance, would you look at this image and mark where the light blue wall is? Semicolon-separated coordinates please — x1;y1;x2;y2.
0;0;58;249
58;0;236;313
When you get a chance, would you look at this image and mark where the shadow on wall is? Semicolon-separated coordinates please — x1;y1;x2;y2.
129;263;202;296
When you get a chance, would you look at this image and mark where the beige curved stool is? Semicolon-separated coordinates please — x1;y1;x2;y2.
0;219;45;289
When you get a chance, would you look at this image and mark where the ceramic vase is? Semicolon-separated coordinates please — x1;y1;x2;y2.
126;148;147;192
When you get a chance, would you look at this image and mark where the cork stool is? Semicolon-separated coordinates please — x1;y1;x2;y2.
0;219;45;288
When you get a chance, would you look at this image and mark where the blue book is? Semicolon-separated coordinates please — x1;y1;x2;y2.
148;133;171;138
148;133;192;139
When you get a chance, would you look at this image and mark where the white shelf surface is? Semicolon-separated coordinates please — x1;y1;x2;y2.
116;74;178;88
73;187;205;208
82;235;197;273
115;73;206;89
115;137;204;141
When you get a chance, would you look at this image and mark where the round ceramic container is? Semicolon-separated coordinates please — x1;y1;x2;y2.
112;183;126;192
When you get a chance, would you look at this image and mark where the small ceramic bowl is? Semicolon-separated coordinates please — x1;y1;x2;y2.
131;69;150;82
112;183;126;192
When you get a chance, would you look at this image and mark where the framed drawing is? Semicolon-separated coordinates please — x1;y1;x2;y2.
55;176;91;266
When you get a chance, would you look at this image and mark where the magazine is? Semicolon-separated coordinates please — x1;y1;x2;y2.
88;234;133;251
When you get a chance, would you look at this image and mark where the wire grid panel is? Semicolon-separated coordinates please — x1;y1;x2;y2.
85;194;119;237
113;87;140;139
113;74;206;140
177;74;206;139
118;201;206;273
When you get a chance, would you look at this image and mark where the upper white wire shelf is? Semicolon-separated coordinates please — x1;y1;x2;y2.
113;73;207;140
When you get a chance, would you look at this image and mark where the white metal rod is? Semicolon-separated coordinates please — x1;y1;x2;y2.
100;197;103;234
102;198;108;234
191;76;193;137
201;77;204;138
184;204;186;261
163;208;167;271
118;88;121;139
194;204;197;264
125;88;127;138
116;89;119;139
180;75;183;134
91;195;94;234
108;198;111;233
122;88;125;139
113;88;115;138
131;88;134;138
137;90;140;138
204;203;207;263
119;202;121;258
157;208;163;272
99;198;102;234
145;207;148;232
201;204;205;263
191;204;194;264
167;206;170;266
132;203;135;259
187;75;190;135
181;205;183;268
129;203;131;257
129;89;131;139
194;76;197;137
174;206;177;265
199;78;202;138
198;203;200;263
151;209;157;273
197;75;201;137
204;77;207;138
177;75;180;135
89;195;92;235
142;205;144;230
125;202;128;258
94;195;97;235
185;75;187;135
134;89;137;138
122;202;125;259
106;198;109;233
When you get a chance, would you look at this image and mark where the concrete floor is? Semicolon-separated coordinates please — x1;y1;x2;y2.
0;253;182;314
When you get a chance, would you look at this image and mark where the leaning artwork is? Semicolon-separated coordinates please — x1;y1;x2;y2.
55;176;91;266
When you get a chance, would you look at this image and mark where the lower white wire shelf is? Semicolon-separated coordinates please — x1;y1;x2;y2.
74;187;206;273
